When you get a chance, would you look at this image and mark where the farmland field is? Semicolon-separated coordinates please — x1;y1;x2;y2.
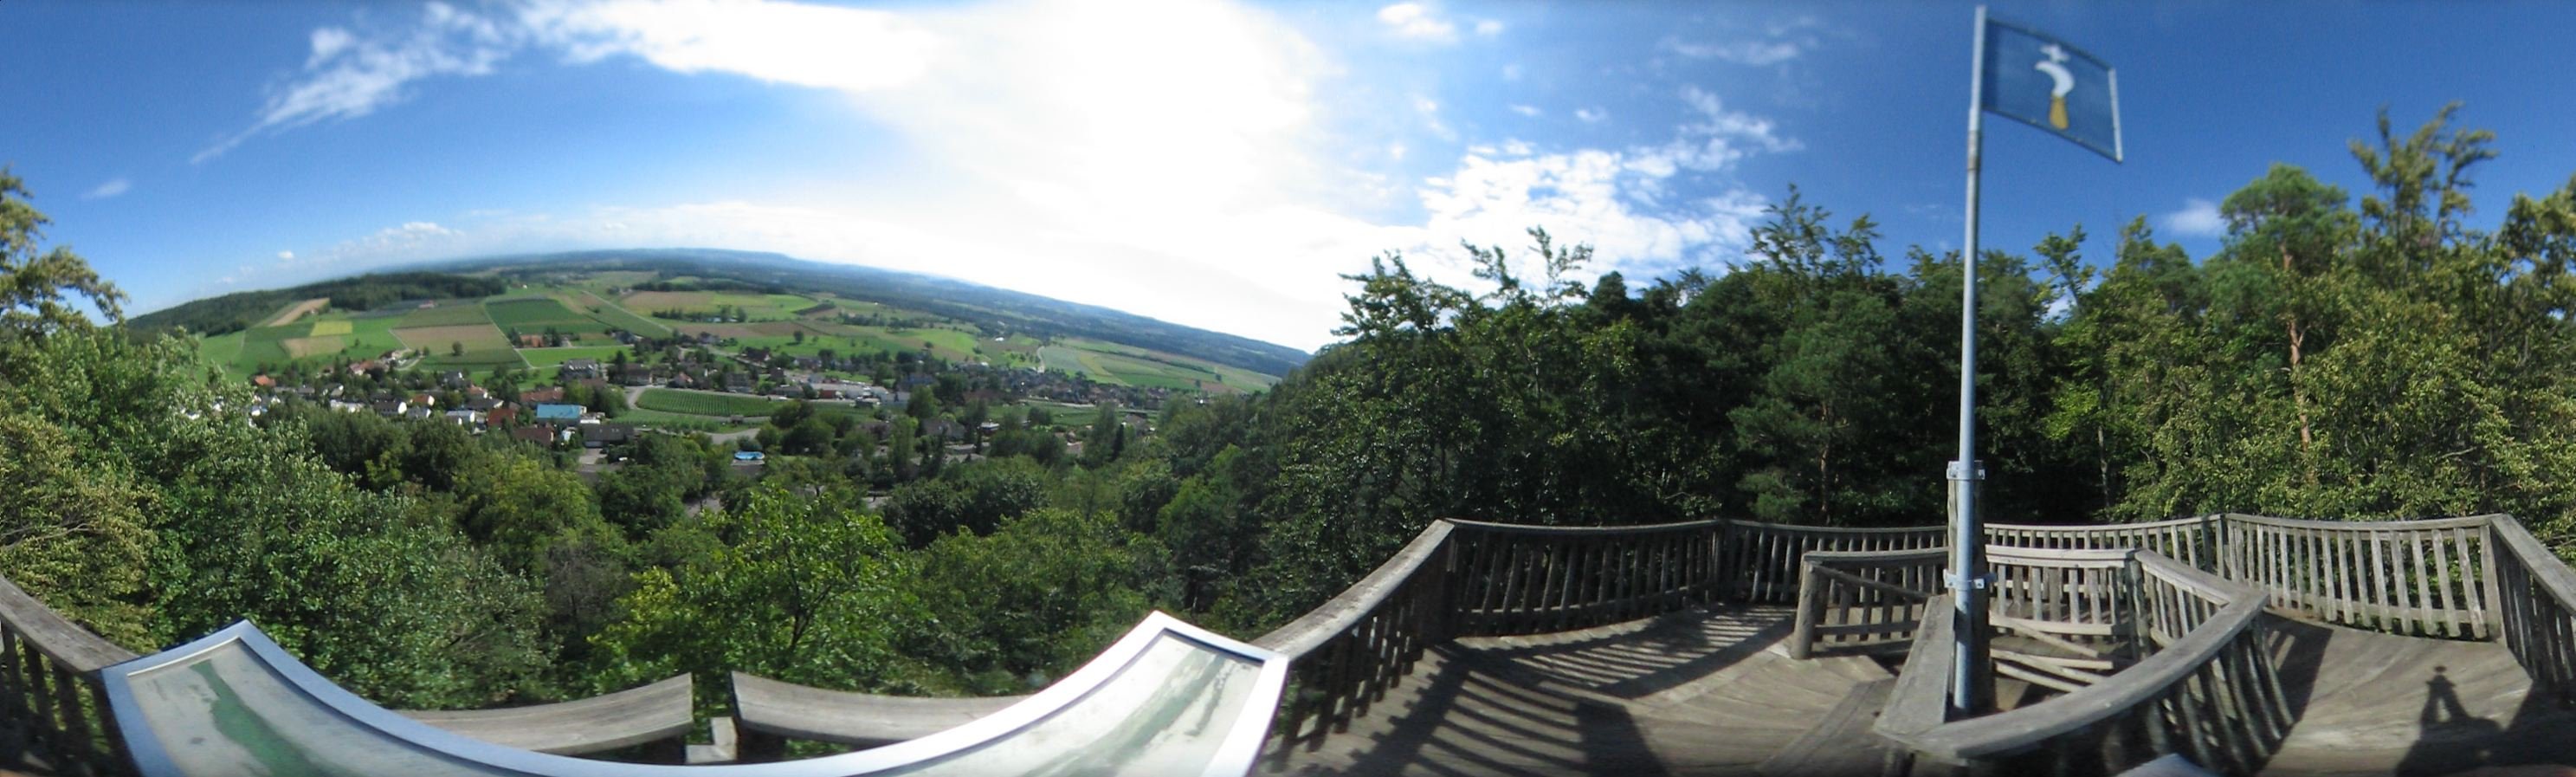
619;290;817;321
636;389;784;417
395;323;520;367
280;335;346;359
616;408;759;432
519;346;631;368
487;298;610;333
260;298;330;327
571;290;672;336
397;303;493;327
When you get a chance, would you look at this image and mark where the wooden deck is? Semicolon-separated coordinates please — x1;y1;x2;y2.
1263;605;2576;777
1264;604;1900;777
2261;617;2576;777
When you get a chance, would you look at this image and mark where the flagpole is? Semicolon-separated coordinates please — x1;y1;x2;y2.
1949;3;1995;719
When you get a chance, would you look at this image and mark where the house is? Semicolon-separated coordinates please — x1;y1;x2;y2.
371;399;407;417
617;364;655;386
251;374;276;389
534;404;586;423
560;359;603;379
327;399;368;413
668;372;700;389
410;393;437;408
519;334;549;348
510;425;555;445
521;386;566;404
348;360;381;376
438;371;469;389
443;409;483;426
581;423;636;448
465;397;505;412
733;450;765;463
404;405;436;421
486;406;518;426
724;373;753;393
463;385;490;399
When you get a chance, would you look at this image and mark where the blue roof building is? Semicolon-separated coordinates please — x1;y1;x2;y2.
533;404;585;422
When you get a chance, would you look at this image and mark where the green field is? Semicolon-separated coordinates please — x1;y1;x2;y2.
397;303;493;327
487;298;610;333
1036;339;1273;393
620;289;820;321
519;346;632;368
637;389;786;417
571;291;674;337
615;407;759;432
199;313;410;376
396;321;520;368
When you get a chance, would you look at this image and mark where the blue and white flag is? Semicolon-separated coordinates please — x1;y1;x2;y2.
1980;18;2121;162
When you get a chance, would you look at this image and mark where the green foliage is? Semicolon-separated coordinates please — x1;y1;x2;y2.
912;508;1165;694
586;486;929;700
1;167;126;333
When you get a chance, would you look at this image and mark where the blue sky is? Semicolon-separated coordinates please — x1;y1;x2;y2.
6;1;2575;352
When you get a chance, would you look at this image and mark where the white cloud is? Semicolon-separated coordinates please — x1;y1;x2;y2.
1404;86;1800;285
2160;198;2227;238
277;250;295;261
1375;3;1456;42
83;178;131;200
1663;38;1803;66
1474;19;1502;36
1661;15;1825;66
520;0;937;93
197;3;515;163
1574;107;1605;123
1508;104;1540;117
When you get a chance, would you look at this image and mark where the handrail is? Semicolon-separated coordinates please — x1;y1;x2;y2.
1875;551;2290;775
2484;515;2576;706
0;573;140;776
1443;518;1728;636
1251;520;1456;748
1441;517;1726;535
2214;512;2501;638
1791;548;1944;659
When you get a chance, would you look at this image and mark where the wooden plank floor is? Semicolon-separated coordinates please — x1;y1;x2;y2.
1259;605;2576;777
2261;617;2576;777
1261;604;1896;777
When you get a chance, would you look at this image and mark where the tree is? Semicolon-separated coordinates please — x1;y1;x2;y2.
0;168;125;337
586;486;926;699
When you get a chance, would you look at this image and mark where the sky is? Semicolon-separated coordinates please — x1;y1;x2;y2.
7;1;2576;353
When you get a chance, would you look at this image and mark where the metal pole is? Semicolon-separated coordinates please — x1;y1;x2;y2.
1948;3;1995;720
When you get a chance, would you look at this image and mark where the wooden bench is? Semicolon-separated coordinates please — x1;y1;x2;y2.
400;674;695;762
728;672;1023;761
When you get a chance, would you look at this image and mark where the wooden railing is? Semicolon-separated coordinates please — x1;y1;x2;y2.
1443;519;1727;636
0;575;139;777
1251;521;1456;749
1988;515;2220;570
2212;513;2498;639
1789;547;1942;658
2485;515;2576;707
1876;550;2292;776
1720;521;1944;604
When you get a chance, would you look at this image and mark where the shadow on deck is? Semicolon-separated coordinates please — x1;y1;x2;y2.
1266;604;1892;777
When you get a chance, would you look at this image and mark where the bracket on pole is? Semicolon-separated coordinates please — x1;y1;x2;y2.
1946;460;1986;482
1944;569;1992;592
